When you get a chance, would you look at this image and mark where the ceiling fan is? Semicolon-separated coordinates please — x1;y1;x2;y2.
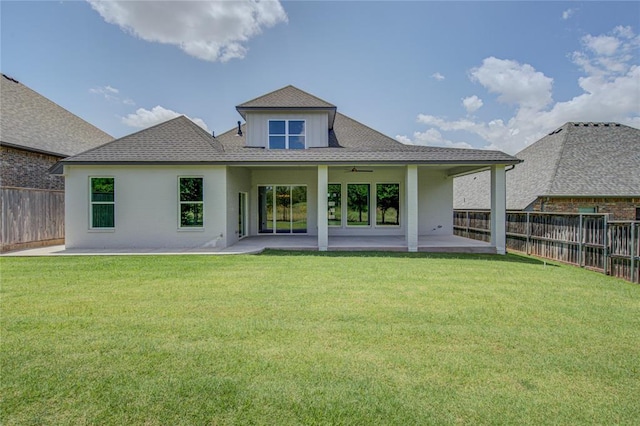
346;167;373;173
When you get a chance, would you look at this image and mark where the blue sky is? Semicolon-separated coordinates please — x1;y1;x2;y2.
2;1;638;154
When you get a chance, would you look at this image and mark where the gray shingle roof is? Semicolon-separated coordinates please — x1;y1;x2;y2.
59;110;519;169
59;115;222;164
237;85;336;109
454;122;640;210
236;85;337;128
55;85;520;174
0;74;113;157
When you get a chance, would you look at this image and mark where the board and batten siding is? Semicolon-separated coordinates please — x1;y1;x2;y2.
244;112;329;148
64;165;228;249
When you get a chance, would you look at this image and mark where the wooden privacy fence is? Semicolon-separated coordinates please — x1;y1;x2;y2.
454;210;639;283
1;187;65;252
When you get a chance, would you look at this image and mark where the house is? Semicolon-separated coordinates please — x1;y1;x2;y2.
454;122;640;220
1;73;113;251
52;85;520;253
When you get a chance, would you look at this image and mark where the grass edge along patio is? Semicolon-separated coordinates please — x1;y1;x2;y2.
51;85;520;253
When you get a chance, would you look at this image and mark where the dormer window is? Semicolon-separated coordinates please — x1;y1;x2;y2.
269;120;305;149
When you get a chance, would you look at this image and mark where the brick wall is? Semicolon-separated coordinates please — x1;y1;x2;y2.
532;197;640;220
1;146;64;190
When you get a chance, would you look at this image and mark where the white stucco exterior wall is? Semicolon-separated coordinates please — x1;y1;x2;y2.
64;165;228;249
226;167;252;247
418;168;454;236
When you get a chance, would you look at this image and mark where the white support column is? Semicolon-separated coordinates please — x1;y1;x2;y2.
490;165;507;255
317;165;329;251
406;165;419;252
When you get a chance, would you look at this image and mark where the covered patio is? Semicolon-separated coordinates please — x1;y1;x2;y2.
1;235;493;256
220;234;494;254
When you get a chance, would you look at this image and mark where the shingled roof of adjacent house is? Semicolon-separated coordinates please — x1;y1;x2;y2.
53;86;520;173
0;73;113;157
454;122;640;210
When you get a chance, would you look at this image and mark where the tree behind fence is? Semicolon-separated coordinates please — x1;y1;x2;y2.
454;210;639;283
1;187;64;252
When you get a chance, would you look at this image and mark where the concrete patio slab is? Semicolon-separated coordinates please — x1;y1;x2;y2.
1;235;494;256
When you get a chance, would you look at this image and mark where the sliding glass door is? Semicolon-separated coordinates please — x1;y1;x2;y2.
258;185;307;234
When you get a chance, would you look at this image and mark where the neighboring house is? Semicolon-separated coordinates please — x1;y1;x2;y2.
1;73;113;251
454;122;640;220
52;85;520;253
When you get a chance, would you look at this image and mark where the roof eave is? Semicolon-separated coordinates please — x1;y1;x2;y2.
1;140;68;158
54;158;522;170
235;106;337;128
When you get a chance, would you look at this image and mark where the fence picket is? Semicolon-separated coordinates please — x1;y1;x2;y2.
1;187;65;252
454;210;639;283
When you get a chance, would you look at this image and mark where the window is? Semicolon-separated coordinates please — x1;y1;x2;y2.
376;183;400;226
90;177;114;229
268;120;305;149
635;207;640;221
179;177;203;228
258;185;307;233
578;207;597;214
328;183;342;226
347;184;370;226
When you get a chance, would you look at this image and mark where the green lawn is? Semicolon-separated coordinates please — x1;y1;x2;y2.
1;252;638;425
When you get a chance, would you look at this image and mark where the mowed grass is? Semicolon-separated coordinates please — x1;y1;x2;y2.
1;252;639;425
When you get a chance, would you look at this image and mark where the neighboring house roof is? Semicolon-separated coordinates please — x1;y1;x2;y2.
454;122;640;210
0;74;113;157
53;86;520;173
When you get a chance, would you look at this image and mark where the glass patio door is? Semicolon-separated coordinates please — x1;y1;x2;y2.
258;185;307;234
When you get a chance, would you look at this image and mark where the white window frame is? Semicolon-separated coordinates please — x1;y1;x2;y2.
178;176;204;230
328;182;343;227
346;182;371;228
268;119;306;150
374;182;401;228
89;176;115;231
257;184;308;234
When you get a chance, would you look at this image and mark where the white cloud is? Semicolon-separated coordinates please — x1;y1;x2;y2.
90;84;135;105
470;57;553;109
90;85;119;101
396;127;474;149
583;34;620;56
87;0;287;62
400;27;640;154
562;8;575;20
462;95;483;113
431;72;445;81
122;106;210;132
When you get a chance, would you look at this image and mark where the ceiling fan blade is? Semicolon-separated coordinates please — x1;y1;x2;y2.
345;167;374;173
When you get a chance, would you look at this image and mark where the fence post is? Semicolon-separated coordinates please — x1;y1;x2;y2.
466;210;470;238
603;215;608;275
526;212;531;255
631;223;637;283
578;214;583;268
